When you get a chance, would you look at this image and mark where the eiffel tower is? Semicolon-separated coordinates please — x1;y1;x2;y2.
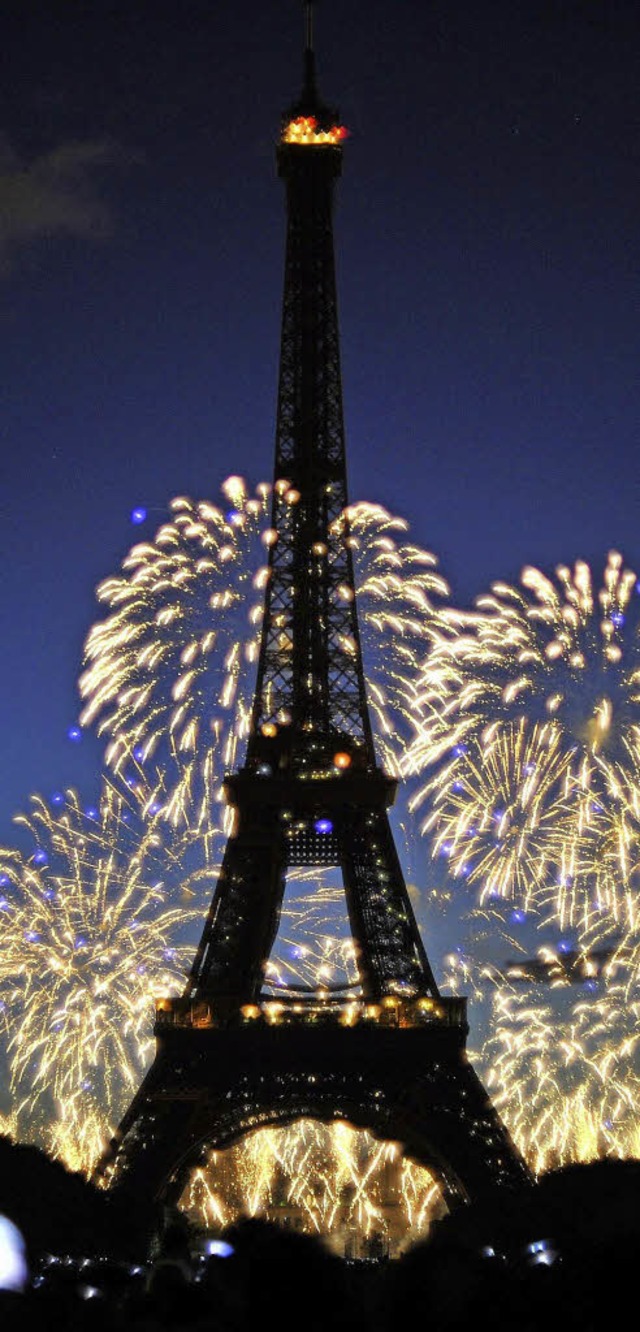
98;5;529;1212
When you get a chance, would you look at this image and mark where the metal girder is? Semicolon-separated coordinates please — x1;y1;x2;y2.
248;145;372;754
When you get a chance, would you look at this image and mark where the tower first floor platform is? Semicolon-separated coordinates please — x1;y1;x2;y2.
98;1016;531;1208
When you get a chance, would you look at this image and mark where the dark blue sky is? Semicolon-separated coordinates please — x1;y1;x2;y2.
2;0;640;837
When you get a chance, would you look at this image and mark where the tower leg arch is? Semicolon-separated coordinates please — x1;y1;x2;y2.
99;1025;529;1212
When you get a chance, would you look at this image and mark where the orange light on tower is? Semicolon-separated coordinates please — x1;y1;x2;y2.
333;751;351;770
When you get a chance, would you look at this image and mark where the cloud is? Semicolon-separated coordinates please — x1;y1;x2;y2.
0;135;123;273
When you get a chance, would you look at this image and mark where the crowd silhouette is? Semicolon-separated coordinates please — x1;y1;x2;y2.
0;1137;637;1332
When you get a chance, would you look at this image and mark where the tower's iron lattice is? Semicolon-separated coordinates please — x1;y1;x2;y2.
98;11;530;1212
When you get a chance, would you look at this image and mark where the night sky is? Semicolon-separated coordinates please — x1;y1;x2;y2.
2;0;639;862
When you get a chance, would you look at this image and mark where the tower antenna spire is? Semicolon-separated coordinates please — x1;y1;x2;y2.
302;0;318;106
305;0;314;51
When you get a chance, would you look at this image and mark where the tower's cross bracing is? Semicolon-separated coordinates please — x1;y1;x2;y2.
180;50;440;1007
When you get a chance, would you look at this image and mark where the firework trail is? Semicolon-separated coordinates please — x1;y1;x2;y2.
79;481;447;815
341;501;447;773
407;552;640;934
0;780;213;1165
434;899;640;1176
417;721;578;912
482;944;640;1175
264;879;360;997
79;479;270;824
182;1119;442;1252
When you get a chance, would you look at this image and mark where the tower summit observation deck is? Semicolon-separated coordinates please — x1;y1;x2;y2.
98;3;530;1212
